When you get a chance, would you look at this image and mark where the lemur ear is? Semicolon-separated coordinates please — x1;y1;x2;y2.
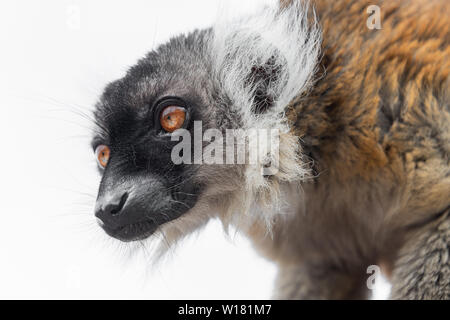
211;1;321;122
245;56;283;114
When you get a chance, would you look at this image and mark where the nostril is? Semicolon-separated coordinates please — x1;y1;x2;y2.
105;192;129;216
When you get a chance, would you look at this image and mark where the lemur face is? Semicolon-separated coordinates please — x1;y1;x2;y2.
91;31;220;241
92;3;320;243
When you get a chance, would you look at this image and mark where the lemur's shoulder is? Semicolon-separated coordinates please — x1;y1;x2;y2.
287;0;449;221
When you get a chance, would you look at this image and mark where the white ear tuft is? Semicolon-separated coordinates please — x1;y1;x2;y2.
210;1;321;228
210;0;322;128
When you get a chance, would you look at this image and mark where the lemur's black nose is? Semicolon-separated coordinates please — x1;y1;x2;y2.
94;189;160;242
95;192;129;224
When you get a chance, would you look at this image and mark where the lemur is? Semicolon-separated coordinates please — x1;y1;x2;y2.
91;0;449;299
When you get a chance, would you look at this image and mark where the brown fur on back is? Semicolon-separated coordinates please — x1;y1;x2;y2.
249;0;450;299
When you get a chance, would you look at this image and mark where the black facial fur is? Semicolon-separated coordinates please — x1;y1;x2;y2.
91;31;213;241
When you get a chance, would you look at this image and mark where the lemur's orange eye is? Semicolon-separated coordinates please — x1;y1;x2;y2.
95;145;110;169
160;106;186;132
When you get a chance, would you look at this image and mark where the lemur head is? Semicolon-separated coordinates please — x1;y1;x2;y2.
91;2;321;245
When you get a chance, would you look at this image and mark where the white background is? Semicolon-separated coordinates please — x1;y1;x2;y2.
0;0;390;299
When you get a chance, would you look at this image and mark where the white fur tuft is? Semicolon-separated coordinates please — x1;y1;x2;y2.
210;0;321;227
211;0;321;127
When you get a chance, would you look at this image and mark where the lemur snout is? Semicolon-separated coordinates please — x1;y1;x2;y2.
95;191;130;228
95;191;157;241
96;192;128;218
